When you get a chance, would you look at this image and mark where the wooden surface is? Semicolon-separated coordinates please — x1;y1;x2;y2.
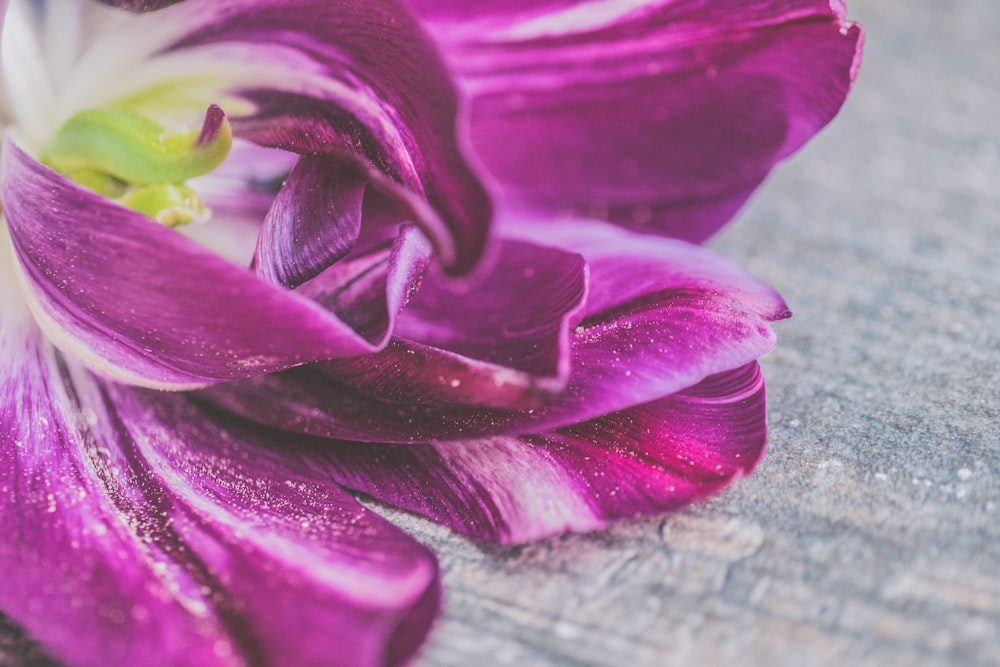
3;1;997;665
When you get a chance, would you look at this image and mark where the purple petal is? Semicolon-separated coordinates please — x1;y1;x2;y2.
314;362;768;543
162;0;493;274
415;0;863;241
254;156;366;288
394;239;587;380
2;139;392;388
0;326;439;667
508;218;790;320
201;229;783;442
319;239;588;409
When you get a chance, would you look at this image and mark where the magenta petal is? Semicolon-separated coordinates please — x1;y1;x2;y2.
165;0;493;274
317;363;768;543
418;0;862;241
2;139;386;388
0;328;439;667
255;156;366;288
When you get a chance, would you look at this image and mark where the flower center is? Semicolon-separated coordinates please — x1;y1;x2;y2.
41;103;233;227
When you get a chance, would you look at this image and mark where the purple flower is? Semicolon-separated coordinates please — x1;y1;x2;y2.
0;1;862;666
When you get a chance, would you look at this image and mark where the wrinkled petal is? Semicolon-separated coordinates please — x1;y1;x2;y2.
254;156;366;289
320;238;587;409
307;363;768;544
394;239;586;381
2;139;400;388
0;324;440;667
201;226;784;442
73;0;492;274
413;0;863;241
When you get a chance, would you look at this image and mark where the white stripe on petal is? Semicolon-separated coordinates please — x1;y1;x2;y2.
498;0;655;40
433;436;602;542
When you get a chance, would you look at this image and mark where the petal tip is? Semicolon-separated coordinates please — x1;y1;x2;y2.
196;103;229;148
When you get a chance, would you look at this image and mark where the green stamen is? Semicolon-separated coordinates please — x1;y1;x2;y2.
43;105;232;184
41;104;232;226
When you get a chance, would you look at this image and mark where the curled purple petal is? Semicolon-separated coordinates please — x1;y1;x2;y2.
319;339;561;410
163;0;493;274
254;156;367;289
394;239;587;381
508;217;790;320
415;0;863;241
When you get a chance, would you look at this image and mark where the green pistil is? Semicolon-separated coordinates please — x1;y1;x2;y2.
42;104;232;226
117;183;207;227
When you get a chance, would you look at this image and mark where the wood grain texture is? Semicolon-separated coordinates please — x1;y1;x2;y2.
2;1;997;666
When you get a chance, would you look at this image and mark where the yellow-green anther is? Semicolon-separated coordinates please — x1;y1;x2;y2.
42;104;232;185
117;183;207;227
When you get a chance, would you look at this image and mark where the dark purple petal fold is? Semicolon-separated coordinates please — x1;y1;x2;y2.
413;0;863;241
296;223;433;346
0;326;440;667
160;0;493;274
2;140;394;388
313;363;768;543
